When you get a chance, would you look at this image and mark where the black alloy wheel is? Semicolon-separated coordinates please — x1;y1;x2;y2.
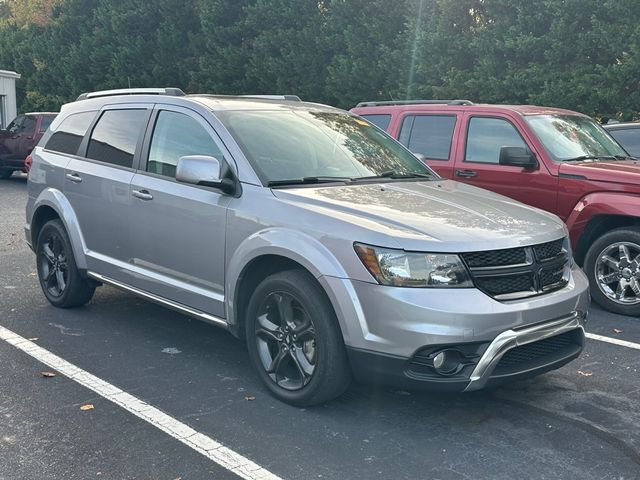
36;219;95;308
245;270;351;406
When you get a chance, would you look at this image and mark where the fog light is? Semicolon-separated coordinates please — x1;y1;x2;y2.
432;349;463;375
433;351;446;370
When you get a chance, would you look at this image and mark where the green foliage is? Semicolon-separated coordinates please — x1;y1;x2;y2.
0;0;638;119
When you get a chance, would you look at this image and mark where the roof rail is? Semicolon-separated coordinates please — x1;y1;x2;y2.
76;87;186;101
239;94;302;102
355;99;474;108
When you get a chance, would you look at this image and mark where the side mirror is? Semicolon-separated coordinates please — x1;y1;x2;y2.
175;155;235;194
413;152;428;163
499;146;538;169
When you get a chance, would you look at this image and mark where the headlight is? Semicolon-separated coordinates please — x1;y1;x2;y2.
354;243;473;288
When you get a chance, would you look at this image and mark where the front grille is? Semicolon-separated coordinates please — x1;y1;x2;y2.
462;247;526;268
492;330;582;376
462;238;569;300
533;238;564;261
475;273;534;297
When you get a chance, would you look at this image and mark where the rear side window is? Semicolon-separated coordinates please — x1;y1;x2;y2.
147;110;222;178
45;111;96;155
360;114;391;131
465;117;527;164
39;115;55;133
399;115;456;160
608;128;640;157
87;109;148;168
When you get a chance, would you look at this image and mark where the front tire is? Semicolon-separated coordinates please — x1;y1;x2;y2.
36;219;95;308
584;227;640;316
245;270;351;406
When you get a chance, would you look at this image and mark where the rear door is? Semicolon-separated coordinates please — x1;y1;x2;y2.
64;105;152;281
396;112;459;178
127;105;232;317
452;114;558;213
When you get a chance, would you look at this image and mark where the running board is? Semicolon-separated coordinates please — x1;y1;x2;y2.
87;271;228;329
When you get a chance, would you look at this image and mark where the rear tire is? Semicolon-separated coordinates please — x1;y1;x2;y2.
0;169;13;179
245;269;351;406
584;227;640;316
36;219;95;308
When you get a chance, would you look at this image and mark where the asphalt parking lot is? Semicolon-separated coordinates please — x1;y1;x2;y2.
1;174;639;480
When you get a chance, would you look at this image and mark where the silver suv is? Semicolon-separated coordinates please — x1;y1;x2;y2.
26;88;590;405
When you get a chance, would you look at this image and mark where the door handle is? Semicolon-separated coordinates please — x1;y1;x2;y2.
65;172;82;183
132;189;153;201
455;169;478;178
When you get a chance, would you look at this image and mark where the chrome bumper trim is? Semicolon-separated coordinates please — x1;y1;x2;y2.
464;311;584;392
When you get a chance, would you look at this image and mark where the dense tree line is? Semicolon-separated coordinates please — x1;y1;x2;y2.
0;0;638;120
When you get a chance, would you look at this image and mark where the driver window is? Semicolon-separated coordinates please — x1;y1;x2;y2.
465;117;527;164
147;111;223;178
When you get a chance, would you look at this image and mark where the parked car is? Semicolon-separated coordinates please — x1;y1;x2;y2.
604;122;640;158
26;88;589;405
351;100;640;316
0;112;57;179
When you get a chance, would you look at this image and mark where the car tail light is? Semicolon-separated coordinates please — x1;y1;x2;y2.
25;155;33;173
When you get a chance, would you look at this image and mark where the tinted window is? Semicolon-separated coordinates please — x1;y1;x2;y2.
22;115;36;132
87;110;147;168
360;114;391;131
608;128;640;157
465;117;527;164
399;115;456;160
147;111;222;178
39;115;55;133
45;111;96;155
6;115;25;133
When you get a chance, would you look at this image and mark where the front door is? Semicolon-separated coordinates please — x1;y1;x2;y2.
1;114;36;167
127;106;231;318
452;114;558;214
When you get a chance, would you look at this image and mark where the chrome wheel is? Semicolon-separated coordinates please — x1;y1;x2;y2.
254;291;316;391
595;241;640;305
38;233;68;298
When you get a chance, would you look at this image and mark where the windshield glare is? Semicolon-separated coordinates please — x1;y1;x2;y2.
525;114;627;161
217;110;435;183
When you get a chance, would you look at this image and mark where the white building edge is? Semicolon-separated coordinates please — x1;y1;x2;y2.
0;70;20;129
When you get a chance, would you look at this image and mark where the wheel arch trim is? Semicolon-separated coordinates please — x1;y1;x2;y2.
30;188;88;270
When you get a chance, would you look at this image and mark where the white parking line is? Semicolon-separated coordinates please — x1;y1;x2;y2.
0;324;281;480
586;332;640;351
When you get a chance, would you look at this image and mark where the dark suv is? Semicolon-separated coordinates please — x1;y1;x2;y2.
351;100;640;316
0;112;57;179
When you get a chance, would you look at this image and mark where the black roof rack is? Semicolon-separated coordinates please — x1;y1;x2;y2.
76;87;186;101
355;99;474;108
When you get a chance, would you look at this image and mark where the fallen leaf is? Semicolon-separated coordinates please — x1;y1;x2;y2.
244;395;256;401
41;371;56;378
28;272;36;276
80;404;94;411
96;473;102;476
27;337;38;341
578;370;593;377
613;328;623;334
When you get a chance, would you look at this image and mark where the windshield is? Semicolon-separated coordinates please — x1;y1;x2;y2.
217;110;435;184
525;114;628;161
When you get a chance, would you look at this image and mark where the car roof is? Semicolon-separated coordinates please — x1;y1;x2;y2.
62;93;343;116
351;102;584;117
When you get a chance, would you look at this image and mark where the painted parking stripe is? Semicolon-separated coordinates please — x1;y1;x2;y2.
0;325;281;480
586;332;640;351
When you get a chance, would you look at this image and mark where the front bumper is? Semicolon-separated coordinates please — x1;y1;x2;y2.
320;264;589;391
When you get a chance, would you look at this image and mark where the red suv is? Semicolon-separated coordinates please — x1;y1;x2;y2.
0;112;57;179
351;100;640;316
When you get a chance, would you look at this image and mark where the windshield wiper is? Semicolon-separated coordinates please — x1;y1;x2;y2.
267;176;351;187
563;155;618;162
351;169;434;181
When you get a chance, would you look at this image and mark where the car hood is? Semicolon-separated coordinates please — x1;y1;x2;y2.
272;180;565;251
559;159;640;185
